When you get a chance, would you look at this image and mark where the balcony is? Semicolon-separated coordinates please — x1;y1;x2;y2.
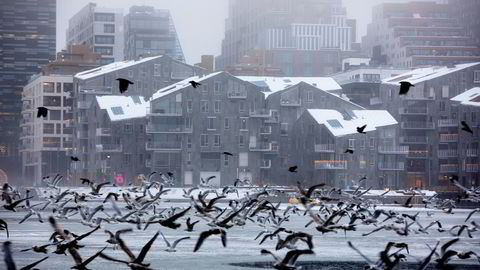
260;160;271;169
250;110;272;118
96;128;111;136
145;141;182;151
314;160;347;170
227;91;247;99
80;87;112;95
404;95;435;101
148;108;182;117
96;144;123;152
259;126;272;135
378;162;405;171
407;150;428;158
265;115;279;123
466;149;478;157
314;144;335;153
400;136;428;144
249;142;277;152
77;101;91;109
401;121;435;129
440;164;458;173
439;133;458;143
280;99;301;107
438;149;458;158
465;164;479;173
377;145;409;154
146;124;192;134
438;119;458;128
398;107;428;115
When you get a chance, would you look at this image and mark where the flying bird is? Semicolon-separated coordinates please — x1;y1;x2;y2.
189;80;201;88
223;152;234;156
288;166;298;173
0;219;8;238
399;81;414;95
193;228;227;252
461;121;473;134
70;156;80;162
344;148;354;154
116;78;134;94
356;125;367;134
37;107;48;118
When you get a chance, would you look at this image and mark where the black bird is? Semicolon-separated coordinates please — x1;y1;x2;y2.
185;217;199;232
20;243;56;254
193;228;227;252
3;196;33;212
288;166;298;173
116;78;134;94
3;241;49;270
70;156;80;162
189;80;201;88
37;107;48;118
261;249;314;270
344;148;354;154
148;207;191;229
0;219;8;238
223;152;234;156
356;125;367;134
71;246;107;270
399;81;414;95
80;178;91;185
167;172;174;177
461;121;473;134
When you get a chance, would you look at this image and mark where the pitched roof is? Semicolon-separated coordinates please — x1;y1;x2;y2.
150;71;223;100
96;95;150;121
382;62;480;86
306;109;397;137
75;55;164;80
237;76;341;97
451;87;480;107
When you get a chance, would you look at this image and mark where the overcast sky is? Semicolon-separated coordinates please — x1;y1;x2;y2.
56;0;438;64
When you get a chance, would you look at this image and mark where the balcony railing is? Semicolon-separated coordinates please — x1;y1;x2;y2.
400;136;428;144
404;95;435;101
377;145;409;154
314;160;347;170
466;149;479;157
398;107;428;115
96;128;111;136
80;87;112;95
259;126;272;135
439;134;458;143
145;141;182;151
280;99;301;106
438;149;457;158
96;144;123;152
401;121;435;129
314;144;335;153
146;124;192;133
249;142;277;152
440;164;458;173
407;150;428;158
227;91;247;99
148;108;183;116
465;164;479;173
378;162;405;170
77;101;91;109
438;119;458;127
250;110;272;118
260;160;271;169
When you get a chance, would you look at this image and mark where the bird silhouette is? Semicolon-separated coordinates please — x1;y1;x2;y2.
0;219;8;238
357;125;367;134
189;80;201;88
344;148;354;154
461;121;473;134
193;228;227;252
399;81;414;95
37;107;48;118
223;152;234;156
70;156;80;162
116;78;134;94
288;166;298;173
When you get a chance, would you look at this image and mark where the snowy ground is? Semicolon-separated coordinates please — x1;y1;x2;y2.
1;201;480;270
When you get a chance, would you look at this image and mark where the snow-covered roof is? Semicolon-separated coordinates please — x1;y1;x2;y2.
151;72;223;100
96;95;150;121
75;55;164;80
382;62;480;86
342;58;370;66
306;109;397;137
451;87;480;107
237;76;341;97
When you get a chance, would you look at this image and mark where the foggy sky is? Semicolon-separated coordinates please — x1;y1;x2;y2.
56;0;439;64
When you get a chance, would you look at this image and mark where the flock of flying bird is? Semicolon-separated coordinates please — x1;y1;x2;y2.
0;169;480;270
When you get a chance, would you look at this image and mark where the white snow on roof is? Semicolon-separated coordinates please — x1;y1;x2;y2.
96;95;150;121
382;62;480;86
151;72;223;100
237;76;341;97
75;55;164;80
451;87;480;107
307;109;397;137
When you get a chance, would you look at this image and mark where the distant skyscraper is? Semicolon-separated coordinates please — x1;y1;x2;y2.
66;3;124;65
216;0;354;76
0;0;56;184
124;6;185;62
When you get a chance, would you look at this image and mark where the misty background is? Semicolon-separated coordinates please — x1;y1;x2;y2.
56;0;441;64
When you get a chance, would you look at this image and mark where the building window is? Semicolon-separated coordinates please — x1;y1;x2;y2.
280;123;288;136
224;154;229;166
348;139;355;149
187;100;193;112
124;124;132;133
202;84;208;94
43;82;54;93
214;135;221;147
370;138;375;148
208;117;216;130
49;110;61;120
95;13;115;22
441;85;449;98
214;100;220;113
214;81;221;94
439;101;446;112
95;35;115;44
201;101;208;113
359;155;366;169
360;139;365;149
187;136;192;148
239;102;245;113
240;118;248;130
224;118;230;129
128;70;134;78
186;152;192;165
200;134;208;147
153;64;162;76
123;154;131;165
307;91;313;103
472;112;477;122
239;134;245;147
94;46;113;55
474;70;480;83
104;24;115;33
